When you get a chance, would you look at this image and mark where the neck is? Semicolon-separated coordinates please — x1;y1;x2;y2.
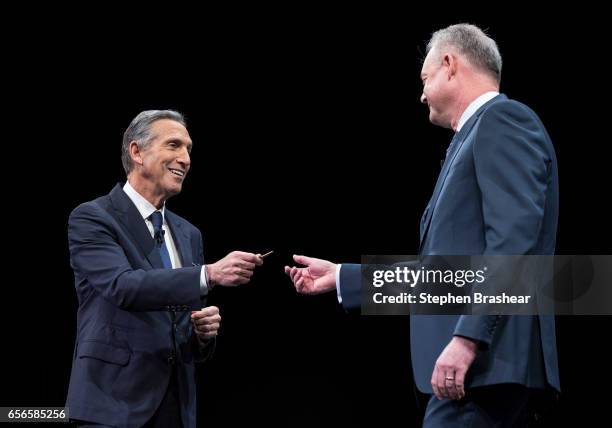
127;175;166;209
450;98;472;131
449;82;499;131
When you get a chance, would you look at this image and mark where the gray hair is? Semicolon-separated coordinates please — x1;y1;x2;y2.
121;110;186;174
426;24;502;83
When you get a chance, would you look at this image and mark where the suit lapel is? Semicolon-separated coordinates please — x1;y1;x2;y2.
108;184;194;269
108;184;165;269
420;127;468;239
165;210;193;268
419;95;506;253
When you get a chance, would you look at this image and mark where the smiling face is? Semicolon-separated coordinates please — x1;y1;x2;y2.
420;48;456;129
128;119;192;206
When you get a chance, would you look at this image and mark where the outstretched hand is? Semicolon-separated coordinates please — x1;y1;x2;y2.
284;255;337;295
207;251;263;287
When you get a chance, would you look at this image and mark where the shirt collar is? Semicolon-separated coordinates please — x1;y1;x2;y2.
123;181;165;222
456;91;499;132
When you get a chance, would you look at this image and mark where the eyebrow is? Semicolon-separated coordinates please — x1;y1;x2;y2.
166;138;193;151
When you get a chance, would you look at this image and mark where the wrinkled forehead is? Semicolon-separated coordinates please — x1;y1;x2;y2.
150;119;191;140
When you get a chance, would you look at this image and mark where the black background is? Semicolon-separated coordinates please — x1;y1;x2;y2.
2;6;610;427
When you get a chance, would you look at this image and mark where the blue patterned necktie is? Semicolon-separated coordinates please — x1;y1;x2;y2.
150;211;172;269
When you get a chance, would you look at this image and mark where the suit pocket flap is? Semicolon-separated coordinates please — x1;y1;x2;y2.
78;341;130;366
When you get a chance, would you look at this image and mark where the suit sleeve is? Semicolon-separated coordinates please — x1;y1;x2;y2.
192;229;216;362
68;202;202;311
454;101;552;345
339;263;362;310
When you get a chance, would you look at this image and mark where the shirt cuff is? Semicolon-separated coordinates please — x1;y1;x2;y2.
335;264;342;304
199;266;209;296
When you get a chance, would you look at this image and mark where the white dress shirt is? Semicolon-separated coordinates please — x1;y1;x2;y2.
123;181;209;295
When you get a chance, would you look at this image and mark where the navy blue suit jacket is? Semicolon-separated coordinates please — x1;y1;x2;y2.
66;184;212;428
340;95;560;393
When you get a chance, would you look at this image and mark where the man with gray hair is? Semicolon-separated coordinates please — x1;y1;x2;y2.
66;110;264;427
285;24;559;426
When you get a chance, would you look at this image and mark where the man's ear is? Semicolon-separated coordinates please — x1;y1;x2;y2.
129;141;143;166
443;53;458;80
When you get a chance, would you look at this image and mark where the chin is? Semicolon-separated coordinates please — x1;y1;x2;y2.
429;113;449;129
429;112;441;126
164;183;182;197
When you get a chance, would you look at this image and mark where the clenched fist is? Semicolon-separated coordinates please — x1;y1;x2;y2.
191;306;221;340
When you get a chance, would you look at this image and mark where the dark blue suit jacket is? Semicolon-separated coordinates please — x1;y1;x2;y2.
66;184;212;428
340;95;560;393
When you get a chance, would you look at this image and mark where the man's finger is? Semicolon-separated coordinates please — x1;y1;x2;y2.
236;261;256;270
437;368;449;399
446;377;459;400
232;251;263;266
431;377;441;400
233;275;249;284
236;268;253;278
455;368;466;399
193;314;222;324
191;307;219;319
290;267;299;283
193;315;221;326
196;322;220;332
242;252;263;265
443;368;458;399
293;254;315;266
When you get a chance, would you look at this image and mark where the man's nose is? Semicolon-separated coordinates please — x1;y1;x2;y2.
420;93;427;104
177;148;191;168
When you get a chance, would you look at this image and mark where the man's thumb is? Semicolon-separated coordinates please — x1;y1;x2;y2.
293;254;315;266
